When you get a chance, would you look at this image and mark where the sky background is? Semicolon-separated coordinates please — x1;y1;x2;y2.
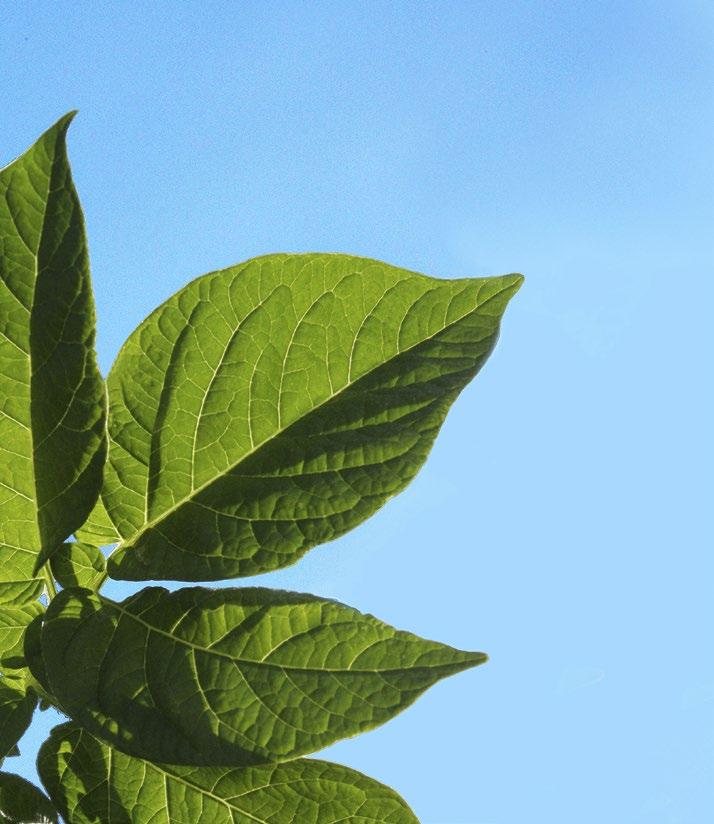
2;2;713;822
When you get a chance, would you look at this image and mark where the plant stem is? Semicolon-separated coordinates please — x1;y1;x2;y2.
42;565;57;601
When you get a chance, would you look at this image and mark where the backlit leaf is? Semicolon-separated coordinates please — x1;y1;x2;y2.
50;542;106;590
0;672;36;759
0;113;106;581
0;581;43;606
39;722;418;824
92;253;520;580
42;586;486;765
0;604;42;668
0;771;56;823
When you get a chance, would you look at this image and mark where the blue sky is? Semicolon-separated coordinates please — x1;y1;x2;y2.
2;2;713;821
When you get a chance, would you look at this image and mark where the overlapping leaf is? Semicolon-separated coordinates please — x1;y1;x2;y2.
86;253;521;580
0;771;56;823
42;586;485;765
0;581;43;606
49;542;106;590
0;604;42;668
39;722;417;824
0;672;36;759
0;113;106;581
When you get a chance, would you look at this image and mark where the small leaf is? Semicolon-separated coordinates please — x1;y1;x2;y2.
0;771;57;823
22;615;49;695
0;672;36;759
49;542;106;590
42;586;486;765
0;113;107;582
0;581;44;606
39;722;418;824
92;253;521;581
0;604;42;668
74;496;120;547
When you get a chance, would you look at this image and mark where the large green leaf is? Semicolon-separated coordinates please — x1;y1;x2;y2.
42;586;485;765
0;113;106;581
0;671;36;759
49;542;106;590
0;771;57;823
39;722;418;824
90;253;520;580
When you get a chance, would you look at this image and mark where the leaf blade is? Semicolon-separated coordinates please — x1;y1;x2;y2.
0;671;36;759
98;253;520;581
0;771;57;823
42;586;485;765
0;113;107;580
39;722;418;824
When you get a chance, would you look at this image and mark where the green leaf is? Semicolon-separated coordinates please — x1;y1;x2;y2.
0;772;57;823
75;495;120;547
0;603;42;668
0;671;36;758
0;581;44;606
39;722;418;824
22;615;50;697
42;586;486;765
49;542;106;590
92;253;521;581
0;113;107;581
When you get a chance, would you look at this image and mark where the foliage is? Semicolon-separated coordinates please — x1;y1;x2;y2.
0;115;521;822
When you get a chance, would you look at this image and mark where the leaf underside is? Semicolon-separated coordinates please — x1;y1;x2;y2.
0;770;57;823
0;671;36;759
39;722;418;824
41;586;485;766
81;253;521;581
0;113;106;580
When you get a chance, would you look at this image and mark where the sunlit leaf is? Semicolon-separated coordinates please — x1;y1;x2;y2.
42;586;486;765
90;253;520;581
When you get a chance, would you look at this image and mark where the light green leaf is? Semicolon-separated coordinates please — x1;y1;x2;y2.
0;581;44;606
0;113;107;581
93;253;520;581
42;586;486;765
0;671;36;759
0;603;42;668
0;772;57;824
49;542;106;590
39;722;418;824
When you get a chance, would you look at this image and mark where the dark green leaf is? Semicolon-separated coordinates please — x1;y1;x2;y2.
42;586;485;765
39;722;418;824
0;113;107;581
75;496;120;547
0;672;36;759
0;772;57;823
50;542;106;590
22;615;49;695
90;253;520;581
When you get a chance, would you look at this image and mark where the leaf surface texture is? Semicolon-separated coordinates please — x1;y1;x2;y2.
0;114;106;581
42;586;485;765
93;253;521;580
0;771;56;823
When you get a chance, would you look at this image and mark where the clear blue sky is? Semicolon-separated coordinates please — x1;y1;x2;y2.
2;2;713;822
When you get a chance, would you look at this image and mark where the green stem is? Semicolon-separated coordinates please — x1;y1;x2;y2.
42;565;57;601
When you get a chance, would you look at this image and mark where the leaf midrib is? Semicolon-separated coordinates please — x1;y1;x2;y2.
110;277;517;561
81;724;397;824
104;597;482;676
